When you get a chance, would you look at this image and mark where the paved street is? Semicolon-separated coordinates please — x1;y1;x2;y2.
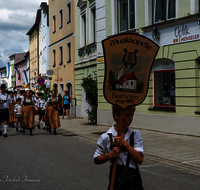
0;118;200;189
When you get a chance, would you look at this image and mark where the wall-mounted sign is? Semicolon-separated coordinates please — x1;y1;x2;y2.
143;21;200;46
102;33;159;109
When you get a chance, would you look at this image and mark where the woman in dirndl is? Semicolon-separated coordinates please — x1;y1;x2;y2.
20;89;35;136
8;91;15;127
45;90;60;135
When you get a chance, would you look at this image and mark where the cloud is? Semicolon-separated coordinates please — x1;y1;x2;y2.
0;0;48;67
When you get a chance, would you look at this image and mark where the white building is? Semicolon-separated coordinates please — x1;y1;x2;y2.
39;2;49;87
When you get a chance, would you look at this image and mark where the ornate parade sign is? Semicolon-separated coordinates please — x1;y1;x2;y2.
102;33;159;109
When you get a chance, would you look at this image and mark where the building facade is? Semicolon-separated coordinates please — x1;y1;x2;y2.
48;0;75;110
26;9;41;90
75;0;98;117
94;0;200;136
39;2;50;87
0;67;8;87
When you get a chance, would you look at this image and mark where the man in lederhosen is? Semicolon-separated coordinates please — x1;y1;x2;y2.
0;84;12;137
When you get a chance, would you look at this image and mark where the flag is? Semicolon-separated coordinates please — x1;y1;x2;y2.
6;62;10;79
14;67;20;80
21;70;28;85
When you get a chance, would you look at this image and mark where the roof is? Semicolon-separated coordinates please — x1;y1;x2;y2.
116;72;138;84
0;66;6;71
15;52;27;64
26;9;41;35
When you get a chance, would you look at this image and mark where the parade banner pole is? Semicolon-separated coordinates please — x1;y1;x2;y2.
102;33;159;190
110;109;124;190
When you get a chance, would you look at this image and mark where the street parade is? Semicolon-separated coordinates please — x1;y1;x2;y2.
0;84;59;137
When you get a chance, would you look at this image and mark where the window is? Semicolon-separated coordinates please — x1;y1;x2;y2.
67;42;71;63
67;2;71;24
80;12;86;47
89;4;96;43
153;0;176;23
52;15;56;33
59;9;63;29
53;49;56;67
59;46;63;65
118;0;135;32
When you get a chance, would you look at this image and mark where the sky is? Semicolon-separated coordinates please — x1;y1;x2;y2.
0;0;48;68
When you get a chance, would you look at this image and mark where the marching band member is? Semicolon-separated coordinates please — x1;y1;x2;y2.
0;84;12;138
20;89;36;136
14;98;22;132
36;93;46;130
45;90;61;135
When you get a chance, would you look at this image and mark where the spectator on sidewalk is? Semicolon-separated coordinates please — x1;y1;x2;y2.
62;90;73;120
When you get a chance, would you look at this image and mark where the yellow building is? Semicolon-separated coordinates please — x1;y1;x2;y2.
48;0;75;99
26;9;41;90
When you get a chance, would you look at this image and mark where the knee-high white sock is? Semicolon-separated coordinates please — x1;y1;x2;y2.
4;125;8;134
43;122;45;127
19;124;22;130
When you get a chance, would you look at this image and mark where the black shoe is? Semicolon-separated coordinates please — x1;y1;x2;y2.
46;127;49;132
49;128;52;133
23;128;25;134
37;124;40;129
12;123;14;128
16;127;18;132
54;129;57;135
19;130;22;133
3;133;8;138
0;131;2;136
43;127;45;130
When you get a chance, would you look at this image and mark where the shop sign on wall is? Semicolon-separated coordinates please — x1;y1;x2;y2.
173;24;199;44
143;21;200;46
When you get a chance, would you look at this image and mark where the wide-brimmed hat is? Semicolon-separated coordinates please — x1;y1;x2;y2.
1;84;6;89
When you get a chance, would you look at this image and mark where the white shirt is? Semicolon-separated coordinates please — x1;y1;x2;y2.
14;104;21;114
93;125;144;169
36;99;46;110
0;93;12;109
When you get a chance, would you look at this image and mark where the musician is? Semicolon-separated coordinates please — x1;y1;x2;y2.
14;98;22;132
45;90;61;135
20;89;36;136
35;93;46;130
0;84;12;138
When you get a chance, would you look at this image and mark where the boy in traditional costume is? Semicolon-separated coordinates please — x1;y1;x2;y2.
36;93;46;130
13;90;18;103
45;90;61;135
94;106;144;190
20;89;36;136
0;84;12;137
14;98;22;132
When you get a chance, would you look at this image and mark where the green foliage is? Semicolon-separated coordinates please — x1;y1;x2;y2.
136;82;145;93
85;106;97;125
38;84;46;91
81;75;98;124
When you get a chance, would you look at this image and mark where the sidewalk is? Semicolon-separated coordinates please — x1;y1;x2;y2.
59;117;200;174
